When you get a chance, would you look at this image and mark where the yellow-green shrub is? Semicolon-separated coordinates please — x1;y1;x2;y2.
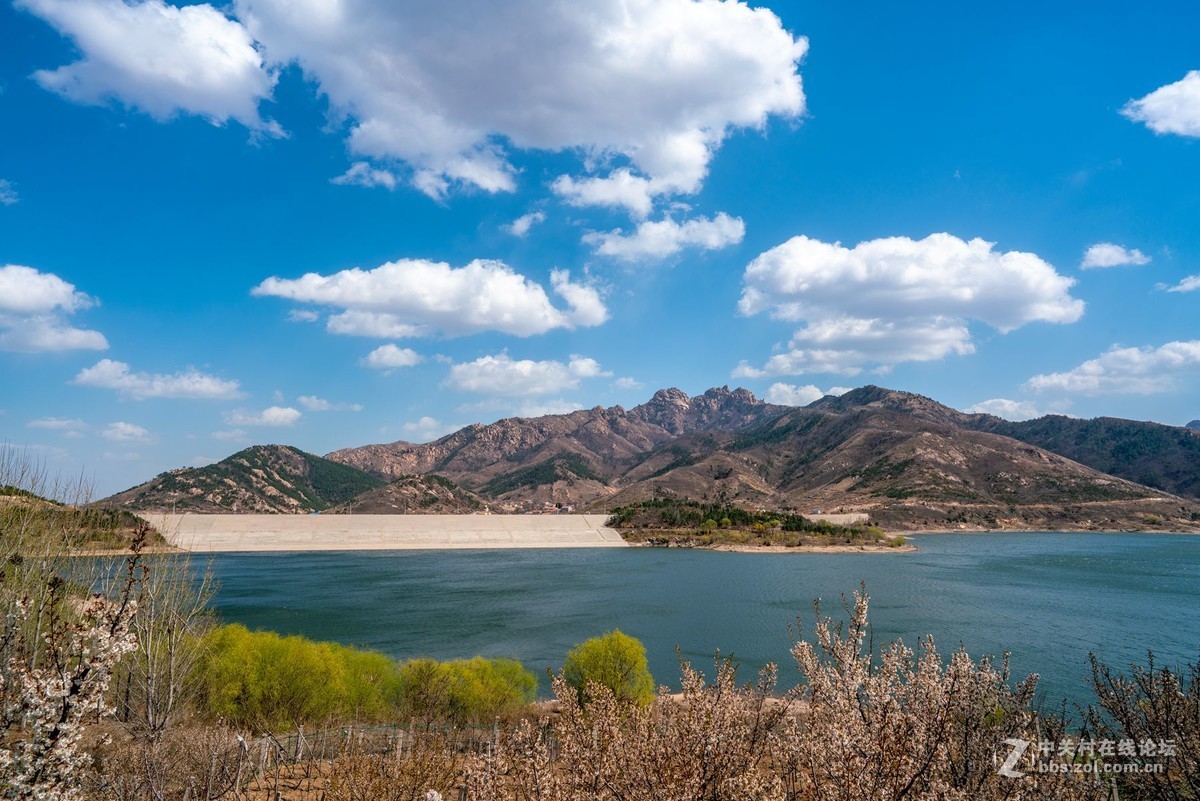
562;630;655;706
195;624;401;728
396;656;537;722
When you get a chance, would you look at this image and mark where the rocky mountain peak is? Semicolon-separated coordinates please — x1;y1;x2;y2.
632;386;776;435
648;387;691;405
1187;420;1200;431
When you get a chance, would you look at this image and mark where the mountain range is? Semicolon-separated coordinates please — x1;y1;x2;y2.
100;386;1200;532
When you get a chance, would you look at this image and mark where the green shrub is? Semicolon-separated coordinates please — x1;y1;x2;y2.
194;624;401;728
195;625;538;728
563;630;655;706
396;656;537;722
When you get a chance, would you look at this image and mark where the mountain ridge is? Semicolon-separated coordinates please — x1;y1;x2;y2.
101;445;384;513
99;386;1200;531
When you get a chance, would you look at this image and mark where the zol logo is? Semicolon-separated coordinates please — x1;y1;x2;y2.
997;738;1031;778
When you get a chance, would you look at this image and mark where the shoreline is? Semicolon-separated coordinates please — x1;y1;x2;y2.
701;542;917;554
900;528;1200;536
81;513;1200;554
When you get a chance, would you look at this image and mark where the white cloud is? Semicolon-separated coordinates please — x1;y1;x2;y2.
26;417;86;431
735;316;975;378
211;428;247;442
326;311;426;338
764;383;825;406
287;309;320;323
0;264;108;352
254;259;606;337
361;344;423;370
736;233;1083;376
446;352;609;397
612;377;642;390
101;421;151;442
967;398;1043;421
505;211;546;238
72;358;242;399
401;416;457;442
297;395;363;412
0;264;93;314
584;212;745;260
552;170;656;218
1123;71;1200;138
20;0;279;133
224;405;302;426
1081;242;1150;269
331;162;398;190
1025;340;1200;395
0;179;17;205
235;0;806;199
0;318;110;352
1158;275;1200;293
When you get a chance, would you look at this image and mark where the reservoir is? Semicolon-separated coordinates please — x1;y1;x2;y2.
204;531;1199;707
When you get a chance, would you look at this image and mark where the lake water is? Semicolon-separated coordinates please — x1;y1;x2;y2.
205;532;1200;708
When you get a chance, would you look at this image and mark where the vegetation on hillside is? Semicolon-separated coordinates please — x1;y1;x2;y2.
294;448;388;507
333;473;486;513
104;445;385;512
606;497;906;548
483;453;603;496
1;453;162;550
976;415;1200;500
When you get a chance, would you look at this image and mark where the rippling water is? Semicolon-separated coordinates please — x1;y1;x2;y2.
205;532;1200;706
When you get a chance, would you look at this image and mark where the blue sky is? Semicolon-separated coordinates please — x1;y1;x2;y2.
2;0;1199;497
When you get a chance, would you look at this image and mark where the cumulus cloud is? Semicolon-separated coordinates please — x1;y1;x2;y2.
0;179;17;205
552;170;656;218
19;0;279;133
234;0;806;199
1025;340;1200;395
1158;275;1200;293
287;309;320;323
72;359;242;399
505;211;546;238
0;264;108;352
224;405;302;426
584;212;745;260
764;383;825;406
446;353;610;397
101;421;151;442
1081;242;1150;269
612;377;643;390
967;398;1043;421
255;259;606;338
1123;71;1200;137
735;317;975;378
361;344;423;370
736;233;1083;376
297;395;362;412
